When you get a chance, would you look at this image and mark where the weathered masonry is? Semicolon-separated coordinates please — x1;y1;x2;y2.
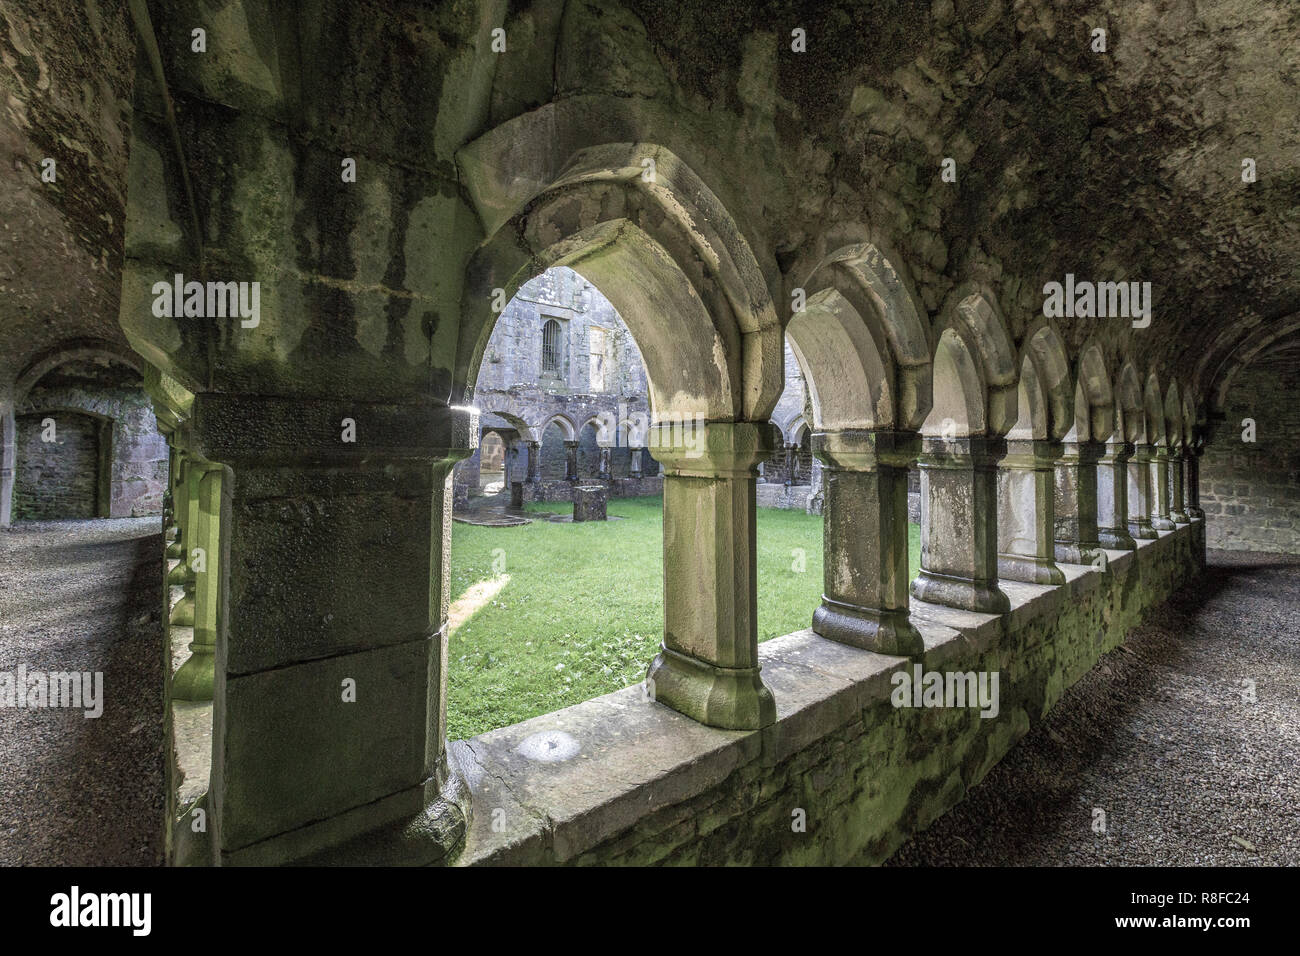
5;0;1296;867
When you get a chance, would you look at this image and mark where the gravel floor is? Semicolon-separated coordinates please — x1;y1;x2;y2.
0;518;165;866
888;549;1300;866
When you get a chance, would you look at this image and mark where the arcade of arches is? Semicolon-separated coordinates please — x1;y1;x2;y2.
2;0;1297;868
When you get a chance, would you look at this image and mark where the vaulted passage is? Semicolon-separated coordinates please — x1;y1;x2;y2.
3;0;1297;871
889;551;1300;865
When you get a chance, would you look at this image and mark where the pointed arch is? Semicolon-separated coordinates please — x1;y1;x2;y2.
1114;360;1145;444
785;242;932;432
1011;323;1073;441
924;287;1017;438
456;139;782;422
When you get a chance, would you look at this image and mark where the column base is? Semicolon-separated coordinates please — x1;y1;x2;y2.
812;597;924;658
997;553;1066;586
1098;527;1137;550
165;539;183;560
289;762;471;867
169;593;195;626
645;645;775;731
1152;517;1176;531
1171;509;1190;524
1129;519;1158;540
1054;541;1104;565
911;569;1010;614
166;562;190;586
1188;507;1205;520
172;645;214;701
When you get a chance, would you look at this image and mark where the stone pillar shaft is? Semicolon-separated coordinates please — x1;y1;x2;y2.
172;461;226;701
645;421;774;731
194;396;476;865
912;436;1010;614
526;441;541;483
1152;446;1176;530
564;440;578;481
997;438;1066;584
812;430;922;656
1187;451;1205;519
1053;440;1103;564
0;398;13;527
169;461;201;626
1128;444;1158;539
1170;450;1190;523
1097;441;1137;549
629;447;643;478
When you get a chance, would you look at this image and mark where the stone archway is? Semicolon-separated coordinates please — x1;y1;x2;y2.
782;241;932;655
913;288;1017;614
454;136;785;733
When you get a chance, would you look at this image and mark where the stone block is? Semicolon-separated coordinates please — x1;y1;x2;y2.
573;484;607;521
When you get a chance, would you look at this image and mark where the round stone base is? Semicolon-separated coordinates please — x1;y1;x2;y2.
812;597;924;657
911;570;1010;614
645;645;775;731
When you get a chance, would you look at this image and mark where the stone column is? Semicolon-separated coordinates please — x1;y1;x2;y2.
812;430;923;657
1053;440;1104;564
1152;446;1176;530
1170;449;1190;523
1097;440;1137;549
194;397;477;865
1187;449;1205;519
1128;443;1158;539
525;440;541;483
564;440;578;481
172;461;225;702
997;438;1066;584
0;396;15;527
168;460;201;626
912;436;1010;614
645;421;775;730
597;446;611;480
783;443;796;487
165;446;184;559
629;447;643;478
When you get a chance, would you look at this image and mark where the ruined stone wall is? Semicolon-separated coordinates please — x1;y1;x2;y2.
13;411;101;519
475;268;650;400
15;384;166;519
1201;353;1300;554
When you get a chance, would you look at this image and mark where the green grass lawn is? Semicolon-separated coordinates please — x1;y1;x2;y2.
447;495;920;739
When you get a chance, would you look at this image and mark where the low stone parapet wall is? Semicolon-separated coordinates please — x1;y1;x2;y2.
450;520;1205;865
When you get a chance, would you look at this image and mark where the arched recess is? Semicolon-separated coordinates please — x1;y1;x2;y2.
781;242;932;656
539;414;576;443
914;288;1016;614
12;407;113;520
455;144;782;731
998;323;1072;585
